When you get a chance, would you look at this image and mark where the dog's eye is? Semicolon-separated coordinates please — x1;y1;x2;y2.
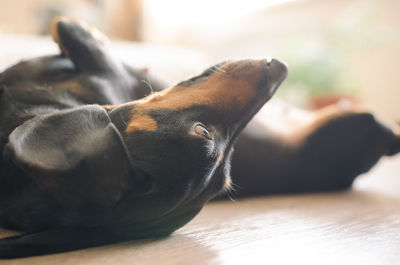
194;123;212;140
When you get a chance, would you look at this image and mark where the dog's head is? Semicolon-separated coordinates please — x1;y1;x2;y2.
6;58;287;236
107;58;288;233
1;17;290;258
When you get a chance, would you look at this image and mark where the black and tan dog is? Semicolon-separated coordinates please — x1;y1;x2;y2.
0;18;398;258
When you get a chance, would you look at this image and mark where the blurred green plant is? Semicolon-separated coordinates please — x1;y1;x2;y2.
275;36;361;107
275;1;395;107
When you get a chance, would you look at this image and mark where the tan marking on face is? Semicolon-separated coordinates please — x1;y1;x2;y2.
125;113;158;134
223;177;232;190
132;60;267;113
101;105;116;111
216;153;224;164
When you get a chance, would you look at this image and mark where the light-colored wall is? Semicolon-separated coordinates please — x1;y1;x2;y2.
0;0;142;40
1;0;399;119
346;0;400;121
0;0;87;34
143;0;400;120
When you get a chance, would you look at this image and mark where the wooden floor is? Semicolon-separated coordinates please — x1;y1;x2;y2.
1;156;400;265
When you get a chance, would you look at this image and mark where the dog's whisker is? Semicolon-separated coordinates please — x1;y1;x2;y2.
119;111;128;126
229;181;240;190
214;66;227;74
225;181;240;202
226;188;237;202
141;79;154;94
207;67;219;74
209;65;227;75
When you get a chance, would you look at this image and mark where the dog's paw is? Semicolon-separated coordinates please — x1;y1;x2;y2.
50;16;109;56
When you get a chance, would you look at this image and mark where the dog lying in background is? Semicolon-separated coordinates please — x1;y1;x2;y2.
0;17;398;258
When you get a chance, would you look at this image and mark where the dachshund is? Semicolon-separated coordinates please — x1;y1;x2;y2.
0;17;398;258
0;17;287;258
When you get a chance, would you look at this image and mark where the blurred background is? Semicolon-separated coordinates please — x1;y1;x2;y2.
0;0;399;120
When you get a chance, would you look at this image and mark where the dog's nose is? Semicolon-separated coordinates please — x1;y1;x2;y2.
264;58;288;96
265;57;288;73
266;57;287;66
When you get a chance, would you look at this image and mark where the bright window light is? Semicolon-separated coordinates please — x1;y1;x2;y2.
144;0;295;27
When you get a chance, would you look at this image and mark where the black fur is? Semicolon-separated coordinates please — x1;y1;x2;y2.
0;18;287;258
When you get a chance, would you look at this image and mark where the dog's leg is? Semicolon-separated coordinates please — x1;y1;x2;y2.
49;17;165;102
50;17;122;74
230;109;400;197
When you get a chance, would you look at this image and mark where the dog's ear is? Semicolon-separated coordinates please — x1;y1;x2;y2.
4;105;134;209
